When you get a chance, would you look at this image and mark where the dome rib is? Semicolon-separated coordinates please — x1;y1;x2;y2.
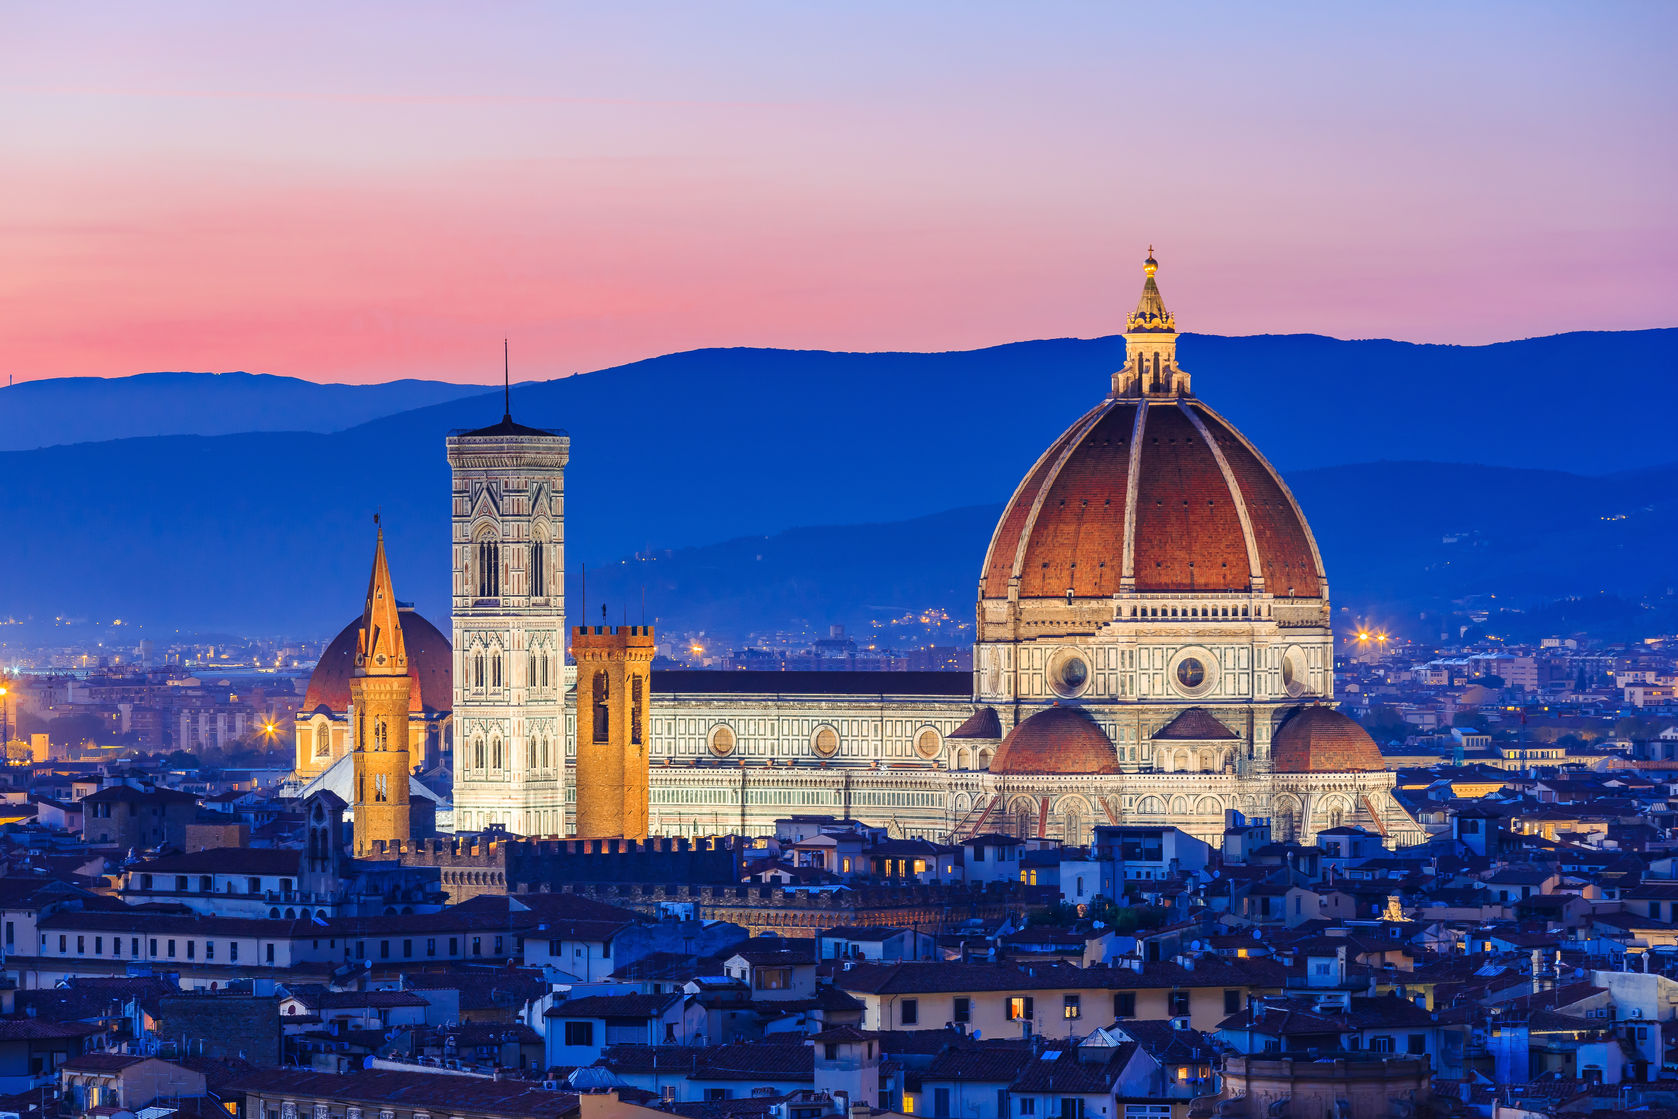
1118;398;1148;587
980;398;1114;599
1192;402;1327;598
1129;403;1249;592
1181;402;1263;588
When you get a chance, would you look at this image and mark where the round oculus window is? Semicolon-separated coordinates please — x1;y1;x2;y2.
812;726;839;758
915;728;942;760
708;726;736;757
1169;648;1219;698
1282;647;1311;698
1048;648;1091;698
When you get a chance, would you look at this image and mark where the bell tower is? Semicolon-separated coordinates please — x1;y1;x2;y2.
350;522;413;856
446;370;569;837
571;625;655;839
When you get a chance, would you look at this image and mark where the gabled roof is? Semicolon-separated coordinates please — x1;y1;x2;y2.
1152;708;1239;741
949;707;1003;740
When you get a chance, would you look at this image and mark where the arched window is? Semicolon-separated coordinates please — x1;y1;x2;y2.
631;676;644;745
542;654;550;688
593;672;610;743
530;541;545;597
373;717;387;752
476;538;500;598
492;737;503;768
491;651;502;689
473;651;485;689
314;724;331;758
374;774;388;803
474;738;485;769
529;652;538;688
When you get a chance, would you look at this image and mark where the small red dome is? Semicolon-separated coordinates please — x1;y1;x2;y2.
990;706;1120;775
302;608;452;716
981;399;1322;600
1271;706;1385;773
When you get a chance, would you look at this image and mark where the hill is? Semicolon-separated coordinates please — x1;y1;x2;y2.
575;460;1678;644
0;370;487;451
4;328;1677;638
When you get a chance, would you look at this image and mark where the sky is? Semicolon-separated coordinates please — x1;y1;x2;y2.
2;2;1675;386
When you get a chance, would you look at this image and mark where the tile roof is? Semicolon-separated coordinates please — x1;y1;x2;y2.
128;848;302;876
226;1069;574;1117
1151;708;1239;741
1009;1046;1138;1094
599;1043;813;1081
923;1041;1033;1083
546;993;679;1019
652;671;969;698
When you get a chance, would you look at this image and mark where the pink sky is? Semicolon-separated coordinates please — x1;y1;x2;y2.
3;2;1675;385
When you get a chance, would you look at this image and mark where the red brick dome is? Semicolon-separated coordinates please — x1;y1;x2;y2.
989;705;1120;775
302;607;452;716
980;397;1323;600
1271;705;1385;773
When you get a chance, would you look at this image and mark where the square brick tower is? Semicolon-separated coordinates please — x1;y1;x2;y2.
571;625;655;839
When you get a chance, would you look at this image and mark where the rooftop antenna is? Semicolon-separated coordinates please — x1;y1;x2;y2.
503;338;511;421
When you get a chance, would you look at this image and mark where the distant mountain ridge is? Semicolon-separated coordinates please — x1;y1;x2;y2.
575;458;1678;644
3;327;1676;638
0;370;489;451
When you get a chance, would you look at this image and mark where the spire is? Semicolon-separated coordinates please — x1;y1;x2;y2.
1113;248;1190;398
355;517;408;678
503;338;512;423
1127;245;1175;334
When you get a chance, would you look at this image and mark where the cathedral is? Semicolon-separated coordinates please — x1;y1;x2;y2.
293;255;1426;849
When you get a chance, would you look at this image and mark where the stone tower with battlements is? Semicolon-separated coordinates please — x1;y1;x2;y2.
446;404;569;837
571;625;655;839
351;525;414;855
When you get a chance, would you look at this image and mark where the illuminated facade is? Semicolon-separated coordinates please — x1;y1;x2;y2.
349;525;414;854
612;255;1421;847
296;255;1424;849
445;411;569;836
